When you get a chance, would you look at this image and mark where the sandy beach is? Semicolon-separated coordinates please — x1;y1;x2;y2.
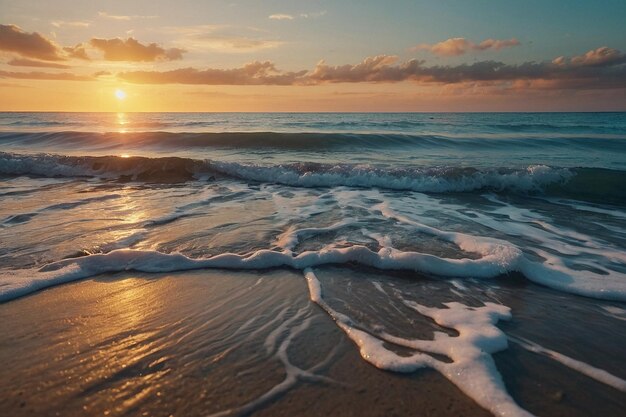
1;268;624;417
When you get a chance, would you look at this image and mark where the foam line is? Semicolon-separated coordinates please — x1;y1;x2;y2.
375;202;626;301
0;242;523;303
509;335;626;392
304;268;534;417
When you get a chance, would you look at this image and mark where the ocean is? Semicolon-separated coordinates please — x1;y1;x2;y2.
0;112;625;417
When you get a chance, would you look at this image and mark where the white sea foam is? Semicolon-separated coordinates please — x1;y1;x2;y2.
0;152;576;194
304;268;534;417
2;195;626;302
207;160;573;193
275;219;354;251
0;240;523;302
373;199;626;301
509;335;626;392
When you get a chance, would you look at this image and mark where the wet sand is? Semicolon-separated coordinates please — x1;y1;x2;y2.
0;268;624;416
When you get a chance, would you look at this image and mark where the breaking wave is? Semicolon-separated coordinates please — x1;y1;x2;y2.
2;152;625;202
0;152;626;202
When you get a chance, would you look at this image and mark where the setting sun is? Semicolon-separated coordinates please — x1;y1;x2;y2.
115;89;127;100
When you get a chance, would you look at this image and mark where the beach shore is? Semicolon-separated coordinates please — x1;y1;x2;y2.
1;268;624;417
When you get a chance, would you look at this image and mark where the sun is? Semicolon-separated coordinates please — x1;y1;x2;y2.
115;89;127;100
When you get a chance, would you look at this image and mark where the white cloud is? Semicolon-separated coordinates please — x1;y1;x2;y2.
268;14;294;20
51;20;90;28
98;11;158;21
269;11;327;20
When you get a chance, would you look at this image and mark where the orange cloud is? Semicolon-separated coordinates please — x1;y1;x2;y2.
309;51;625;89
64;44;91;60
187;36;283;53
309;55;403;82
476;38;520;51
89;37;185;61
0;70;94;81
565;46;625;67
89;38;186;62
7;58;69;69
0;24;63;61
118;61;308;85
414;37;520;56
116;47;626;91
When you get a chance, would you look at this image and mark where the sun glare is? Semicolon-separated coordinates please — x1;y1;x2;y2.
115;89;127;100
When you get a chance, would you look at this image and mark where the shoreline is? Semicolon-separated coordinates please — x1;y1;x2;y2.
1;268;624;416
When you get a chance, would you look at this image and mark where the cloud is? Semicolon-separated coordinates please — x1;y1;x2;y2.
0;82;32;88
269;11;327;20
51;20;90;28
186;36;283;52
7;58;69;69
63;43;90;60
118;61;308;85
0;70;94;81
556;46;626;67
269;14;294;20
476;38;520;51
164;25;284;53
309;55;403;82
89;37;185;61
299;11;327;19
116;47;626;91
97;11;158;21
309;54;626;88
0;24;63;61
308;50;626;89
414;37;520;56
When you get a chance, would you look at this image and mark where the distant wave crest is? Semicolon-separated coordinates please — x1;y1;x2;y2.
2;151;624;203
1;131;625;151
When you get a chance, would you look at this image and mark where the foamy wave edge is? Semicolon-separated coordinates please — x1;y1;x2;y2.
0;152;574;193
2;239;625;303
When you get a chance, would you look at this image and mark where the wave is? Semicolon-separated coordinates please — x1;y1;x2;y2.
0;152;206;183
1;131;625;152
209;160;575;193
2;152;625;202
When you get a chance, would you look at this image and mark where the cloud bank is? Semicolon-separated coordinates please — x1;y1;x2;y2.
118;61;307;85
415;37;520;56
115;47;626;90
0;24;63;61
7;58;69;69
1;22;623;94
89;37;185;61
0;70;94;81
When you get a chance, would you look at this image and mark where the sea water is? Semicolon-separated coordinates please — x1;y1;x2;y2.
0;112;625;416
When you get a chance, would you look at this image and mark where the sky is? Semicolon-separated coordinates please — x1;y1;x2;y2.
0;0;625;112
